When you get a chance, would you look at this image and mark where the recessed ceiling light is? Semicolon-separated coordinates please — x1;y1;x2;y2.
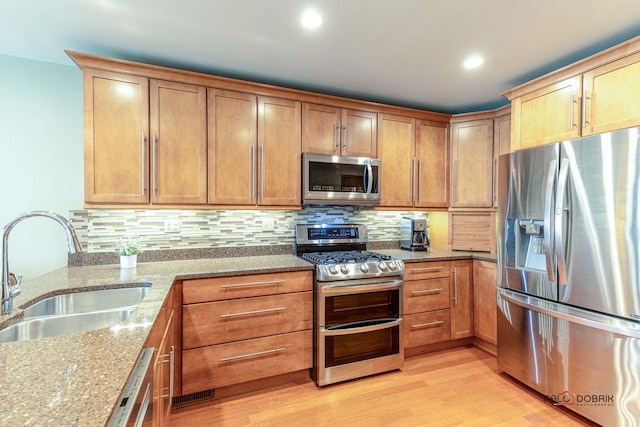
301;10;323;29
463;55;485;70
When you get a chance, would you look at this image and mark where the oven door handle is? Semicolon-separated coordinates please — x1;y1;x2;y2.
321;318;403;336
320;279;403;295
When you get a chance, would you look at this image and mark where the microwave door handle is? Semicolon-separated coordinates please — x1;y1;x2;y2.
364;159;373;195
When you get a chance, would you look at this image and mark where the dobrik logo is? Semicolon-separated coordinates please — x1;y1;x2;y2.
551;390;576;406
549;390;614;407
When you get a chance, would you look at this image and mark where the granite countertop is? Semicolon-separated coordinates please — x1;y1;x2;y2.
0;249;494;426
0;255;313;427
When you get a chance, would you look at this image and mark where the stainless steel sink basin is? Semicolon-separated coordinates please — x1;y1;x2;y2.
22;286;151;318
0;285;152;344
0;308;136;343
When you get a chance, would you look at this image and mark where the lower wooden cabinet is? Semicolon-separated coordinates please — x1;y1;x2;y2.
450;260;473;340
404;310;450;348
473;260;497;345
182;330;311;393
180;271;313;395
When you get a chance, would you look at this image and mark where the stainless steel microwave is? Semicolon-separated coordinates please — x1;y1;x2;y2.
302;153;381;206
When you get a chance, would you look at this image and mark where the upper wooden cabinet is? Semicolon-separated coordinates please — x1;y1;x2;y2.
84;70;207;205
258;96;302;206
416;120;449;208
378;115;448;208
150;80;207;205
511;76;582;150
504;37;640;150
582;51;640;136
208;89;257;205
302;103;377;157
83;69;150;204
450;117;494;208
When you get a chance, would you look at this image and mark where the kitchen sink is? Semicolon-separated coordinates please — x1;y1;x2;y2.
0;285;151;344
22;286;151;318
0;308;136;343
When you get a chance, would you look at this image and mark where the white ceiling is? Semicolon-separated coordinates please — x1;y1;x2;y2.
2;0;640;113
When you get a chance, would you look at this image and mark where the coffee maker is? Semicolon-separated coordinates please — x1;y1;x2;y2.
400;217;430;251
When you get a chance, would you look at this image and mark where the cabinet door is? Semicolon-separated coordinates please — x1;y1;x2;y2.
583;51;640;136
258;96;302;206
450;119;494;208
208;89;257;205
415;120;449;208
150;80;207;204
84;69;149;203
493;112;511;208
302;103;341;155
377;114;415;207
512;76;581;150
473;260;497;345
342;109;377;157
450;260;473;340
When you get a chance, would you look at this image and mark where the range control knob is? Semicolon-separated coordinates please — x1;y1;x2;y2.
388;261;397;271
360;263;370;273
329;265;339;275
340;264;349;274
378;261;388;271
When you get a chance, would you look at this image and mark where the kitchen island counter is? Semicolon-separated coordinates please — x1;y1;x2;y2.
0;255;313;427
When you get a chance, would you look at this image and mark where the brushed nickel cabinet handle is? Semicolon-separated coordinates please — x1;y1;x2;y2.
250;144;256;199
260;144;265;201
411;267;444;273
412;157;417;203
141;131;146;196
569;94;576;130
343;126;348;150
220;280;284;289
220;347;285;362
220;306;285;318
152;132;158;196
411;320;444;329
582;91;590;129
417;159;422;203
336;124;341;152
411;288;443;296
452;267;458;305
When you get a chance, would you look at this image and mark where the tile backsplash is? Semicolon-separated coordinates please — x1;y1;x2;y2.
70;207;428;253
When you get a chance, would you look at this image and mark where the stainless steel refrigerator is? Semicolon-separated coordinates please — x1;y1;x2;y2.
497;126;640;426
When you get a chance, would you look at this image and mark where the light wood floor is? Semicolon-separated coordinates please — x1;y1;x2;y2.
170;346;598;426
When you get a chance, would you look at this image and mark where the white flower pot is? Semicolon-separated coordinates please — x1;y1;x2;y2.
120;254;137;269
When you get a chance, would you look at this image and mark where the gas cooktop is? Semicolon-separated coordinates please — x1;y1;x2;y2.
295;224;404;281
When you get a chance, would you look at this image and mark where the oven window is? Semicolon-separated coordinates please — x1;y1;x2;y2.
324;290;400;326
325;326;400;367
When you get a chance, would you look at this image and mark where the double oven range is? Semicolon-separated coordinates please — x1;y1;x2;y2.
295;224;405;386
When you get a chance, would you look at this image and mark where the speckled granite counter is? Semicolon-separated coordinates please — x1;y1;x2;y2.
0;249;495;426
0;255;313;427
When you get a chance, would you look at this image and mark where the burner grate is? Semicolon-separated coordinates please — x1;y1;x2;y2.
301;250;392;265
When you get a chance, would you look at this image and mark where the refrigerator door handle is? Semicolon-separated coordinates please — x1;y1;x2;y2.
555;159;570;285
499;289;640;339
543;159;557;283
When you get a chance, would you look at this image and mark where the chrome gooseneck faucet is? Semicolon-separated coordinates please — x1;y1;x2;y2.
1;211;83;314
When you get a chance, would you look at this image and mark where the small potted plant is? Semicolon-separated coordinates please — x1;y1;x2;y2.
117;237;142;269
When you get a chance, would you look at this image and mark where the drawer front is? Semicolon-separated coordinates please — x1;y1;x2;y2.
182;330;312;393
405;261;450;281
183;270;313;304
403;310;451;348
183;292;312;349
404;278;450;314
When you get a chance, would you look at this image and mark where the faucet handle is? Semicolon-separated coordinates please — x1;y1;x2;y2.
9;273;22;296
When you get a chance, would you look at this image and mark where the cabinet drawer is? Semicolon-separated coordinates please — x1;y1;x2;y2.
404;261;450;281
183;292;312;349
404;278;450;314
403;310;450;348
182;330;312;393
183;270;312;303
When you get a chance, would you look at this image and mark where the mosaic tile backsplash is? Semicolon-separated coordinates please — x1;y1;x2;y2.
70;207;428;253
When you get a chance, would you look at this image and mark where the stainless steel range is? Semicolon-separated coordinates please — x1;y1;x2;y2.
295;224;405;386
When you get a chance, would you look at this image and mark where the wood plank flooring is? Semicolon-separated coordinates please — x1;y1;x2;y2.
170;346;598;426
